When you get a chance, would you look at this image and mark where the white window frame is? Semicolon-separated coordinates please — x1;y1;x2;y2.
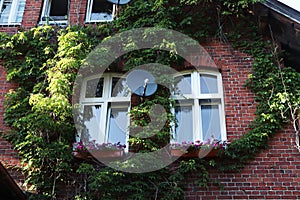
85;0;116;23
0;0;25;25
40;0;68;25
79;73;131;151
171;70;227;143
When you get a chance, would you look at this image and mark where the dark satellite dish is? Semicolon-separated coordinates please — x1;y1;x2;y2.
126;70;158;96
106;0;131;5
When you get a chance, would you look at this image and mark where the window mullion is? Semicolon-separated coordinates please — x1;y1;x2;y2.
125;106;130;153
170;106;176;143
99;75;110;143
86;0;92;21
218;74;226;141
219;101;227;141
99;101;108;143
105;104;112;142
193;99;201;141
193;72;201;141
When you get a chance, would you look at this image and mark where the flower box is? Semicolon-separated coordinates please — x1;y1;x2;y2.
170;148;220;158
170;139;228;158
92;149;124;159
72;141;126;160
72;151;92;159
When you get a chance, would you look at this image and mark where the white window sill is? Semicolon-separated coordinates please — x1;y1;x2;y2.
38;20;68;26
0;22;21;26
85;19;114;23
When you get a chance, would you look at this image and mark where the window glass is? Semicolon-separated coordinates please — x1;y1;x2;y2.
200;74;218;94
81;74;130;146
175;106;193;142
85;78;103;98
16;0;25;22
174;74;191;95
111;77;129;97
172;72;225;143
107;106;128;144
0;0;12;23
49;0;68;19
200;105;221;141
83;105;102;142
90;0;113;21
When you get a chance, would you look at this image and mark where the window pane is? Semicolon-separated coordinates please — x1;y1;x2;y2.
200;105;221;141
49;0;68;18
200;74;218;94
174;74;191;95
83;105;102;142
175;106;193;143
91;0;113;21
85;78;103;98
0;0;12;23
107;107;128;145
111;77;129;97
15;0;25;22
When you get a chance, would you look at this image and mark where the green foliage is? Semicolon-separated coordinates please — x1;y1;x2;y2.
75;159;212;199
0;26;95;197
3;0;299;199
218;20;300;171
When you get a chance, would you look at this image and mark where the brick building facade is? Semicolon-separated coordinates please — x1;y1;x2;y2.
0;0;299;199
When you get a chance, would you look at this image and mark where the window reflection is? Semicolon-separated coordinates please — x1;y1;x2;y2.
85;78;103;98
174;74;191;95
200;74;218;94
175;106;193;142
111;77;129;97
83;105;102;142
107;106;128;144
200;105;221;140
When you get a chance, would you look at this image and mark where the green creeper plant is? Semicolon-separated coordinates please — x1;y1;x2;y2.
2;0;299;199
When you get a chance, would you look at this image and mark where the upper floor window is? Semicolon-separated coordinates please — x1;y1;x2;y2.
0;0;26;25
79;74;130;150
172;71;226;143
86;0;115;22
40;0;68;25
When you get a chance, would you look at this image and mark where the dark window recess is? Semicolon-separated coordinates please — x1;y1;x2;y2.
92;0;113;14
49;0;68;20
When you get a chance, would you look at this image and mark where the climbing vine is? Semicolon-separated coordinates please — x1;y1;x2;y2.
1;0;299;199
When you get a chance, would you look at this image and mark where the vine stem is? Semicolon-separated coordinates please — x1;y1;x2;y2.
269;25;300;152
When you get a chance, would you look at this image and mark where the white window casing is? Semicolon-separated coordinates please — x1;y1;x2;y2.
40;0;69;25
79;71;226;151
0;0;26;25
172;70;227;143
85;0;116;23
79;74;130;151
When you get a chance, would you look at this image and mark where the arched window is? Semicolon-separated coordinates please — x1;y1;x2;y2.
79;74;130;149
78;71;226;151
172;71;226;143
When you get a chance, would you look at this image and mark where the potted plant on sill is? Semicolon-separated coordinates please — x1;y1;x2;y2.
72;141;126;159
92;142;126;159
170;139;229;158
72;141;93;159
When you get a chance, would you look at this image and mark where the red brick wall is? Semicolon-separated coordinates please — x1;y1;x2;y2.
0;66;24;188
182;41;300;199
0;1;299;197
0;0;89;34
185;128;300;199
205;41;257;141
69;0;88;25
